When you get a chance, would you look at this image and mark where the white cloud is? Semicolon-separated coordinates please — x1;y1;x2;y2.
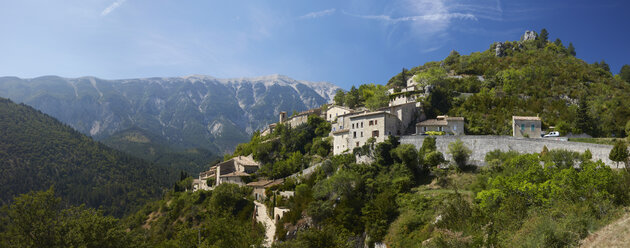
344;0;505;35
300;8;336;19
101;0;127;17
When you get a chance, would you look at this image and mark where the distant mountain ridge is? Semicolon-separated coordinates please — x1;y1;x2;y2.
0;74;339;154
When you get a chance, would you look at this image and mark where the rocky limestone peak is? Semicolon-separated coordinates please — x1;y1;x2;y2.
521;30;537;41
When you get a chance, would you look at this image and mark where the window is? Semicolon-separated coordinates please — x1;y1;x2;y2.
520;124;525;131
438;126;443;132
372;130;379;137
361;122;363;128
375;120;378;125
329;114;331;118
369;120;374;126
352;123;355;129
353;132;356;138
453;125;457;131
360;131;363;137
340;125;343;129
531;124;535;131
333;127;336;132
356;142;359;147
423;127;427;132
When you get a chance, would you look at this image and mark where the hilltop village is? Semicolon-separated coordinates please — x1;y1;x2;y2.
192;75;552;191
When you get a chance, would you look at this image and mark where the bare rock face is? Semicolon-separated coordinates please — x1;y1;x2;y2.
522;30;537;41
495;42;505;57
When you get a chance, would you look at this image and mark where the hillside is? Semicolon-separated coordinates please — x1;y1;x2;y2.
388;30;630;137
101;127;220;175
0;97;174;216
0;74;339;154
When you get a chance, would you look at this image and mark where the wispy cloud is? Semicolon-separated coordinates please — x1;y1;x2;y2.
101;0;127;17
300;9;336;19
344;11;476;23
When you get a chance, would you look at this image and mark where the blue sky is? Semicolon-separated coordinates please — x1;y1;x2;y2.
0;0;628;89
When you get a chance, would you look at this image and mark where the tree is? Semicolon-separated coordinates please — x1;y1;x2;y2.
345;86;361;109
420;136;437;154
609;140;629;168
448;139;472;171
576;98;594;135
444;50;460;67
538;28;549;48
596;60;610;72
333;89;345;106
567;43;576;56
619;64;630;83
554;38;563;48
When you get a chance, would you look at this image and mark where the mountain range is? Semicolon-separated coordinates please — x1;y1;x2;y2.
0;74;339;155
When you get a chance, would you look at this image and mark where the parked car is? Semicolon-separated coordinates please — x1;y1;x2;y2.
544;131;560;137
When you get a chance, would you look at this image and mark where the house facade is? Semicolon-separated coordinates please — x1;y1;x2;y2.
512;116;542;138
416;116;465;135
346;111;402;152
326;105;352;122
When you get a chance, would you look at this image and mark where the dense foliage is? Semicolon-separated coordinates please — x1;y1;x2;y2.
0;184;264;248
333;84;389;110
0;188;135;248
0;97;174;216
230;114;332;179
123;183;265;247
389;29;630;137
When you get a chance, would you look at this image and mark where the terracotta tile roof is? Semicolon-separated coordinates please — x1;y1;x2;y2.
220;171;250;177
246;180;273;187
417;119;448;126
513;116;540;121
246;178;284;188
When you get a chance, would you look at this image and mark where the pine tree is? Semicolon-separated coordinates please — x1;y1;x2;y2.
620;65;630;83
554;38;563;48
576;98;594;135
568;43;576;56
538;28;549;47
333;89;346;106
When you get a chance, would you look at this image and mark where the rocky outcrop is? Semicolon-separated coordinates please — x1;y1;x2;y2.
521;30;537;41
495;42;505;57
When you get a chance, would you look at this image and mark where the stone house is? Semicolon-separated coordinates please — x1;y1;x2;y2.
326;105;353;122
332;129;351;155
195;155;260;190
247;179;284;201
512;116;542;138
287;108;322;128
416;116;465;135
347;111;402;152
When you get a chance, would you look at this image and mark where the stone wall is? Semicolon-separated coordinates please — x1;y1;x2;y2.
399;135;616;167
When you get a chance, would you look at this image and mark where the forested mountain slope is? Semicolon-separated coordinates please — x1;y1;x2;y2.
0;97;174;216
101;127;220;175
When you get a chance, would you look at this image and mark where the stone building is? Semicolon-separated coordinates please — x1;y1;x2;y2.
194;155;260;190
287;108;322;128
512;116;542;138
326;105;353;122
416;116;465;135
247;179;284;201
345;111;402;152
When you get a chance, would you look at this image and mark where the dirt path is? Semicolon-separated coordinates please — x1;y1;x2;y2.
581;211;630;248
254;201;276;247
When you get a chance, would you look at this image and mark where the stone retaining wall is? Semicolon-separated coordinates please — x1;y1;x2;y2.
399;135;616;167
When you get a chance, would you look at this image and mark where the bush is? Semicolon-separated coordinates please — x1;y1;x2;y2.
448;139;472;171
